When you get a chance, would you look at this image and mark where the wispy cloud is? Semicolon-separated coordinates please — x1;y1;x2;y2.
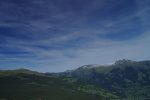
0;0;150;72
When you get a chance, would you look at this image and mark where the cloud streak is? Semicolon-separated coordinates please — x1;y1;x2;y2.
0;0;150;72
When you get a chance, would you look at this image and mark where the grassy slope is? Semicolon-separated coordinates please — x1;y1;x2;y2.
1;60;149;100
0;69;118;100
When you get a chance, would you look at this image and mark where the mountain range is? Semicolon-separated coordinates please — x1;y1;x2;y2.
0;59;150;100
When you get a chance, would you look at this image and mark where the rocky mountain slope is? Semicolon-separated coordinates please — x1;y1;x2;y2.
60;59;150;99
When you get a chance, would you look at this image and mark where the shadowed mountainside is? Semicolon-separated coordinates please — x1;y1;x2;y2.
60;59;150;99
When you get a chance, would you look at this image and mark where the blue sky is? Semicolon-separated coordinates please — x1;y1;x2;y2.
0;0;150;72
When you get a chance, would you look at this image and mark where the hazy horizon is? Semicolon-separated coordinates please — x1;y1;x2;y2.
0;0;150;72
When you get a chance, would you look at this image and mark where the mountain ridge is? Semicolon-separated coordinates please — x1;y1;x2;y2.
0;59;150;100
59;59;150;99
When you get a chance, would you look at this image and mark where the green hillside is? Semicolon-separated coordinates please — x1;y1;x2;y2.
0;69;118;100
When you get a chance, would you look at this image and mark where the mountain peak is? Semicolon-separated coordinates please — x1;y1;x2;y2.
115;59;136;65
80;64;100;69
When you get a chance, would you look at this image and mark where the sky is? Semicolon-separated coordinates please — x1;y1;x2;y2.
0;0;150;72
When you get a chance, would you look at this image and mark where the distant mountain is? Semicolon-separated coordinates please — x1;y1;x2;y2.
61;59;150;99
